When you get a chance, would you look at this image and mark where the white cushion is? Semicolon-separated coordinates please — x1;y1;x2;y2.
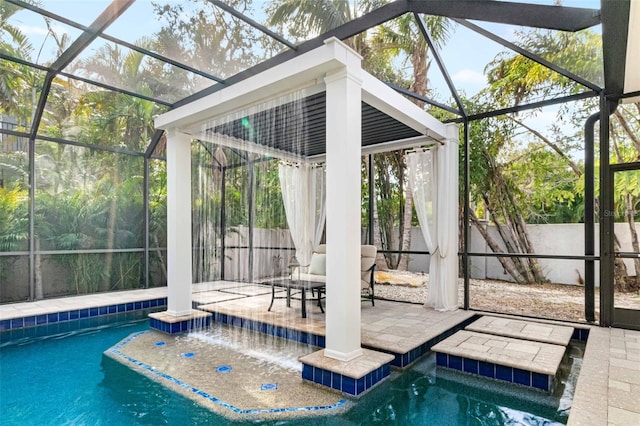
298;272;326;283
309;253;326;275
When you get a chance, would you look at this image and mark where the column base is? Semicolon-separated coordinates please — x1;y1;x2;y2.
300;348;394;397
149;309;212;334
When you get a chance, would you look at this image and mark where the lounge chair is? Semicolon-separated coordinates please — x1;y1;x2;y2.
296;244;376;306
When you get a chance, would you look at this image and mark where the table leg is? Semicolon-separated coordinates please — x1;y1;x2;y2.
268;282;275;312
286;285;291;307
317;287;324;313
301;288;306;318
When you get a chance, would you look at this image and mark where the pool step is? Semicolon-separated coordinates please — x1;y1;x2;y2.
465;316;574;346
431;316;574;392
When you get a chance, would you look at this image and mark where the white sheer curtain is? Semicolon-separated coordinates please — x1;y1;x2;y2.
278;162;326;268
408;142;458;311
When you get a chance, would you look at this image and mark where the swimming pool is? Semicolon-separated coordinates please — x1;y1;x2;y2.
0;316;578;425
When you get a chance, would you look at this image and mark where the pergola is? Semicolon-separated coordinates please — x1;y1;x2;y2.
1;0;639;329
154;37;458;361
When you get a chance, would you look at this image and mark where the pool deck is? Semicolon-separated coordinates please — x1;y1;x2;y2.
1;280;639;425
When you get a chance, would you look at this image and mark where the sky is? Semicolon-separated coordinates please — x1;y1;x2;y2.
7;0;602;137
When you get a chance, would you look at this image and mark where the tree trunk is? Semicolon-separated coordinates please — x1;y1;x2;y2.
397;175;413;271
152;234;168;284
34;238;43;299
102;167;119;292
366;159;387;271
483;157;547;284
610;130;637;291
614;109;640;154
625;193;640;290
469;210;526;283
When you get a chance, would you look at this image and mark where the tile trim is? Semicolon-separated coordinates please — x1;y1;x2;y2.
0;298;167;332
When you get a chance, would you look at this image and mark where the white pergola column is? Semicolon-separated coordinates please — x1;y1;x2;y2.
166;129;192;316
324;59;363;361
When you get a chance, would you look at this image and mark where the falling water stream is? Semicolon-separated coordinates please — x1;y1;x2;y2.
183;325;317;373
193;89;314;284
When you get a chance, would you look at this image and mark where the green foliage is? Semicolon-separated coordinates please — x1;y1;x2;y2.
0;185;28;251
254;160;288;229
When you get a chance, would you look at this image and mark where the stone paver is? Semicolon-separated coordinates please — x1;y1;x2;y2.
299;348;394;379
466;315;574;346
431;329;566;375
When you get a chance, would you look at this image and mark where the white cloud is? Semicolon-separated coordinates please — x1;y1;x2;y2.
17;24;70;37
17;24;49;36
452;69;486;85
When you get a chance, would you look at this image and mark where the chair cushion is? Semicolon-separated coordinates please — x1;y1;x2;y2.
308;253;326;275
314;244;327;254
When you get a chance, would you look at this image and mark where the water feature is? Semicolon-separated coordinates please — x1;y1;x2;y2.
184;326;318;372
1;314;582;425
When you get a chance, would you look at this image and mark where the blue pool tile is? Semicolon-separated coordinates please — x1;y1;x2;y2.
513;368;531;386
331;372;342;391
142;300;150;308
322;369;332;387
126;303;134;311
356;377;365;395
402;353;409;367
117;304;126;313
463;358;479;374
302;364;313;381
479;361;495;378
89;308;99;317
261;383;277;391
10;318;23;329
59;311;69;321
532;372;550;391
24;316;36;327
36;315;47;325
365;372;371;389
47;313;59;323
108;305;117;314
448;355;463;371
134;301;142;310
0;320;10;331
496;364;513;382
79;309;89;319
99;306;108;315
342;377;355;395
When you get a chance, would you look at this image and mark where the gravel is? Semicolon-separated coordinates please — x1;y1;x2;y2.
373;271;640;323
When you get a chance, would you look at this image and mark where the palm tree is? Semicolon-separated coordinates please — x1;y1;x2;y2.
268;2;453;271
369;14;452;270
268;0;361;45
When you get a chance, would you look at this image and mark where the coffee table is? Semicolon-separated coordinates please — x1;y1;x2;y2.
266;279;325;318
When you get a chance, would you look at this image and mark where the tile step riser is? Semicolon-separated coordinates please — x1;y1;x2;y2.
435;351;555;392
301;363;391;397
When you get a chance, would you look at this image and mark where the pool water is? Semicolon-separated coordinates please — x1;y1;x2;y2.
0;317;577;425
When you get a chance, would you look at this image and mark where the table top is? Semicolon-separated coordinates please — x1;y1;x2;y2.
267;279;326;289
